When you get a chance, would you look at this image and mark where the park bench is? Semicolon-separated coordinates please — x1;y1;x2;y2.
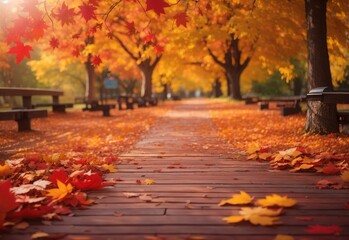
82;101;116;117
117;95;135;110
242;96;259;105
0;87;73;113
0;87;70;131
0;109;48;131
33;103;74;113
136;97;158;107
258;96;306;116
306;87;349;130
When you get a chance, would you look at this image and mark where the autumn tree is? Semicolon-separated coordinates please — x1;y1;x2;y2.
304;0;338;134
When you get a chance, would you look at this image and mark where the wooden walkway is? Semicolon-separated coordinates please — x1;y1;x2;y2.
3;99;349;240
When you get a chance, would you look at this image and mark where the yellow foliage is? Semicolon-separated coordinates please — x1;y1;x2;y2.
219;191;254;206
46;180;73;200
257;194;297;208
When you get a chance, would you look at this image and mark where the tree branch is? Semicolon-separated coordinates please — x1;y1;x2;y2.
111;33;138;61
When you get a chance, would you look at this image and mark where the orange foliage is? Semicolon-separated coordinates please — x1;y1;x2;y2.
209;101;349;155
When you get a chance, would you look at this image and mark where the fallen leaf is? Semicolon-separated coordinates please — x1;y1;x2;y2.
274;234;294;240
257;194;297;207
31;231;49;239
0;163;12;177
218;191;254;206
144;179;156;185
13;221;29;230
341;170;349;182
46;180;73;200
321;162;340;174
139;194;153;202
123;192;141;198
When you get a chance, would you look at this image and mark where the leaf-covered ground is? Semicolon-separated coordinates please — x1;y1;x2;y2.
1;99;348;238
0;103;172;230
209;100;349;187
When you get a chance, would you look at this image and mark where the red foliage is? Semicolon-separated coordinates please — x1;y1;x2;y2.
53;2;76;26
79;3;97;22
7;41;33;64
174;12;188;27
145;0;170;16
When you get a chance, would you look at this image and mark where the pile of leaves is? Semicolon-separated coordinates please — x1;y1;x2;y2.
0;104;171;230
209;101;349;181
0;153;116;229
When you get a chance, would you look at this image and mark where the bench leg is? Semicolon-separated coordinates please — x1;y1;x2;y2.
16;118;31;131
102;109;110;117
52;105;66;113
259;103;269;110
126;102;134;110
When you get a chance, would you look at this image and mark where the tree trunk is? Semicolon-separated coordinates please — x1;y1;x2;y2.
293;77;303;96
304;0;338;134
213;78;223;98
139;65;154;98
84;36;95;102
226;67;242;100
85;53;95;102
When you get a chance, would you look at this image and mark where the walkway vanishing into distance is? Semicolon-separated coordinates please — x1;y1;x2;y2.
3;99;349;240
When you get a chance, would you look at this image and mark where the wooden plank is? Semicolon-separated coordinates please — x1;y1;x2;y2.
0;87;63;96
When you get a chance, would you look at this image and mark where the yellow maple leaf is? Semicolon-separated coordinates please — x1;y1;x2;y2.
275;234;295;240
239;207;282;217
223;215;245;224
290;163;314;172
46;180;73;200
249;214;281;226
102;164;117;173
144;179;156;185
219;191;254;206
259;152;272;160
246;143;261;154
341;170;349;182
257;194;297;207
0;163;12;177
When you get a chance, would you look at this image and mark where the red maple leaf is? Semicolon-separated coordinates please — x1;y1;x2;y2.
91;55;102;66
79;3;97;22
7;41;33;64
305;225;342;235
6;16;29;44
154;44;164;55
174;12;188;27
49;37;59;49
53;2;76;26
321;162;340;174
7;206;53;219
29;18;48;40
72;172;105;190
146;0;169;16
144;33;156;44
0;180;19;227
72;47;81;57
21;0;41;19
49;169;69;185
88;0;99;6
126;21;136;35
